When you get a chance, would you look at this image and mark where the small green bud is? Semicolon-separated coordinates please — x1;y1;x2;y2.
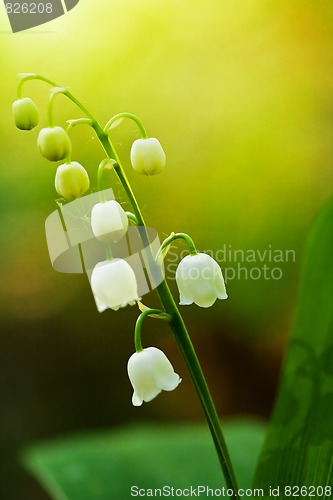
37;126;72;162
130;138;166;175
55;161;90;200
12;97;39;130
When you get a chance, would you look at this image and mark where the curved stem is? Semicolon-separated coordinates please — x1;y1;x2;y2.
158;281;239;495
156;232;198;264
20;74;240;498
47;92;57;127
66;118;93;132
48;88;69;128
104;112;148;138
64;120;92;164
96;131;145;227
95;123;240;498
134;309;171;352
97;158;116;201
65;120;94;165
18;74;98;124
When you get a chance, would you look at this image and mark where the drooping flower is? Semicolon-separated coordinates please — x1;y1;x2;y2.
91;200;128;243
12;97;39;130
127;347;181;406
175;253;227;308
37;126;72;161
55;161;90;200
91;259;140;311
130;137;166;175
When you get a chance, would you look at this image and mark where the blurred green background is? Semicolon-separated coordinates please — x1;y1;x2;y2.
1;0;333;498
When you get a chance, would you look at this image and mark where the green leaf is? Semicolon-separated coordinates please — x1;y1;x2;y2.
253;196;333;497
23;420;264;500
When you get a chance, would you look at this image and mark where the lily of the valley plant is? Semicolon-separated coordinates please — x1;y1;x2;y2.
13;73;239;498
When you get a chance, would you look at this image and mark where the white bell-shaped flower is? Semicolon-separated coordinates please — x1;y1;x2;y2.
91;200;128;243
91;259;140;311
175;253;227;308
130;138;166;175
127;347;181;406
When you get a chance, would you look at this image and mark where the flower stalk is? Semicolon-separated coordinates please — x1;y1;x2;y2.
134;309;172;352
16;74;240;498
104;112;148;138
156;232;198;263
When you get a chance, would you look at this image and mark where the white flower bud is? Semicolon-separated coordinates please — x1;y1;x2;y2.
12;97;39;130
91;259;140;311
127;347;181;406
91;200;128;243
175;253;227;308
55;161;90;200
130;138;166;175
37;126;72;162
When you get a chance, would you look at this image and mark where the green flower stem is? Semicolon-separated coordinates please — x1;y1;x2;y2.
66;118;93;133
47;88;68;128
47;91;56;127
134;309;171;352
65;120;93;166
156;232;198;263
18;74;98;124
104;242;113;261
20;74;240;498
104;112;148;138
97;127;240;499
78;244;87;274
158;281;239;495
97;159;116;202
57;203;87;273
